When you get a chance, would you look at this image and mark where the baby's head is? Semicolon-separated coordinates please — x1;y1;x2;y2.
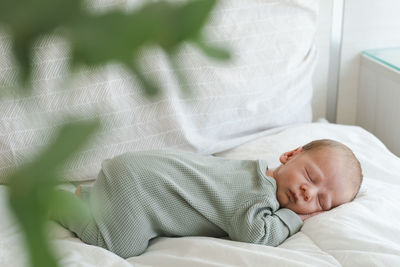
269;139;363;214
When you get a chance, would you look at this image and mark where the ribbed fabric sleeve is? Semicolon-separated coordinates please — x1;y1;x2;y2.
275;208;303;236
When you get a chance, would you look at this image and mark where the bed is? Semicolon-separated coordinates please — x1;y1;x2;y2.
1;0;400;266
1;122;400;266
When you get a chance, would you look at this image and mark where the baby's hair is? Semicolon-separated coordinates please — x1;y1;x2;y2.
302;139;363;201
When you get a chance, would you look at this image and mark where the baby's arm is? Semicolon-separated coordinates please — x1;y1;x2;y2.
228;201;303;246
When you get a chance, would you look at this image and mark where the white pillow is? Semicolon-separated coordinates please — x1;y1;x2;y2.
0;0;318;182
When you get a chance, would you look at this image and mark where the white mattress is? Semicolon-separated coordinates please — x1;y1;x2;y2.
1;122;400;266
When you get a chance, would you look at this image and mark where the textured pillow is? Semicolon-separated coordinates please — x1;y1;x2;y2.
0;0;318;182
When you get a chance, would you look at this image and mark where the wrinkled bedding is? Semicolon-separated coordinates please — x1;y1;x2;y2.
1;122;399;266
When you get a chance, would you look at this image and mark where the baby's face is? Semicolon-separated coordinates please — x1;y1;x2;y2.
271;147;354;214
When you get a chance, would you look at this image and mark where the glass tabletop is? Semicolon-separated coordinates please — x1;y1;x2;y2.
363;47;400;71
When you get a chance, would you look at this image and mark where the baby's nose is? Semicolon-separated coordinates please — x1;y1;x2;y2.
300;184;314;201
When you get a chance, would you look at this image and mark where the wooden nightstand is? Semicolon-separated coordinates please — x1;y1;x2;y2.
357;47;400;157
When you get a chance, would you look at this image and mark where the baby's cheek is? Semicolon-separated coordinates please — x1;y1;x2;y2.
277;191;288;207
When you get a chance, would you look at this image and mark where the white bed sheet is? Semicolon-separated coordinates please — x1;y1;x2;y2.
1;122;400;267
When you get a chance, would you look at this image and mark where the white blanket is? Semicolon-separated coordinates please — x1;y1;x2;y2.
1;122;400;266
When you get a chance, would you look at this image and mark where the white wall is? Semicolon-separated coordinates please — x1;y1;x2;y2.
337;0;400;124
312;0;333;120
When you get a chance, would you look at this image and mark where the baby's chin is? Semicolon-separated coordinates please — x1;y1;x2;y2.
276;192;288;207
277;194;295;211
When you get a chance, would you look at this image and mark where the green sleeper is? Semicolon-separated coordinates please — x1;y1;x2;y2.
56;150;302;258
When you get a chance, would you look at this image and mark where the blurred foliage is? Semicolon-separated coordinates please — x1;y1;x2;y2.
8;120;99;267
0;0;230;266
0;0;229;95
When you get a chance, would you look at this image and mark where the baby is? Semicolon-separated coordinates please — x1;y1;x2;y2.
55;139;362;258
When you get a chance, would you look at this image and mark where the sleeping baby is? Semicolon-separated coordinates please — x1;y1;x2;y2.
54;139;363;258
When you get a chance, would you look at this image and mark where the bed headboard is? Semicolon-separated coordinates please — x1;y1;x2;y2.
0;0;339;182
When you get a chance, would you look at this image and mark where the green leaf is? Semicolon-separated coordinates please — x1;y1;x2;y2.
0;0;83;85
1;0;229;97
172;0;217;43
49;189;90;222
128;62;161;97
69;0;217;64
8;119;99;267
194;37;231;60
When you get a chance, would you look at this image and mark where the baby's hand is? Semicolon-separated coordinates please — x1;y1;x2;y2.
298;211;324;221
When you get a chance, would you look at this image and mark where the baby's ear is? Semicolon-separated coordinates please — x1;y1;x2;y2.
280;147;303;164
